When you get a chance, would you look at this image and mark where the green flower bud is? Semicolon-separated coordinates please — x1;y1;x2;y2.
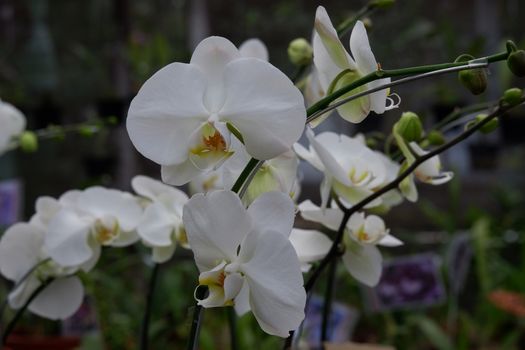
19;131;38;153
507;50;525;77
473;114;499;134
368;0;395;9
287;38;313;66
394;111;423;142
455;54;487;95
362;18;373;31
427;130;445;145
502;87;523;106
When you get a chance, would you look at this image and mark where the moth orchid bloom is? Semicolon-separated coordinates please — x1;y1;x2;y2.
183;190;306;337
45;187;143;268
127;36;306;186
298;200;402;286
394;124;453;201
289;228;333;272
0;99;26;155
313;6;398;124
0;223;84;320
132;175;189;263
295;129;391;209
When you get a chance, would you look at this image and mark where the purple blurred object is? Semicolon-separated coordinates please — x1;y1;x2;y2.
364;253;446;311
302;295;359;349
0;179;23;227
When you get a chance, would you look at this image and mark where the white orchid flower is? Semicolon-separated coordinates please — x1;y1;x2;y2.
0;223;84;320
132;175;189;263
239;38;269;61
0;99;26;155
313;6;397;123
295;129;390;209
289;228;332;272
127;36;306;186
183;190;306;337
44;187;143;268
393;124;453;201
298;200;402;286
29;190;82;230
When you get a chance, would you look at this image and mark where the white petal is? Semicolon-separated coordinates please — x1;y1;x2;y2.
234;279;251;316
347;212;366;232
0;223;44;281
367;78;391;114
46;209;94;267
127;62;208;165
0;100;26;151
298;200;343;231
220;58;306;160
350;21;378;76
289;228;332;264
78;187;143;232
8;275;41;309
152;244;176;263
306;130;351;186
161;160;203;186
191;36;241;112
378;234;403;247
224;272;244;301
248;191;295;237
132;175;188;203
293;142;324;172
314;6;354;70
110;229;139;247
239;38;269;61
341;243;382;287
240;231;306;337
183;191;252;271
28;276;84;320
138;202;176;246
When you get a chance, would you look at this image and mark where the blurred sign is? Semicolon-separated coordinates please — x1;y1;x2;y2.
0;179;23;227
302;295;359;349
363;253;446;311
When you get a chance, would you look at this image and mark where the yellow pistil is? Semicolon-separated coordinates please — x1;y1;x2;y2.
190;124;227;156
356;226;369;242
94;219;119;244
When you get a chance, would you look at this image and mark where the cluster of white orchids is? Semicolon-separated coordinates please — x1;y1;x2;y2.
1;2;523;346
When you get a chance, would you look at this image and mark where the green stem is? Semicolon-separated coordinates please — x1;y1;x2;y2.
230;158;261;194
186;286;207;350
227;308;238;350
140;263;160;350
434;101;492;131
1;279;52;346
321;259;337;343
306;51;508;119
336;6;373;37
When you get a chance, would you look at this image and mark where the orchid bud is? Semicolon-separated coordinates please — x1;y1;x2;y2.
507;50;525;77
456;54;487;95
469;113;498;134
394;111;423;142
502;87;523;106
427;130;445;145
287;38;313;66
19;131;38;152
